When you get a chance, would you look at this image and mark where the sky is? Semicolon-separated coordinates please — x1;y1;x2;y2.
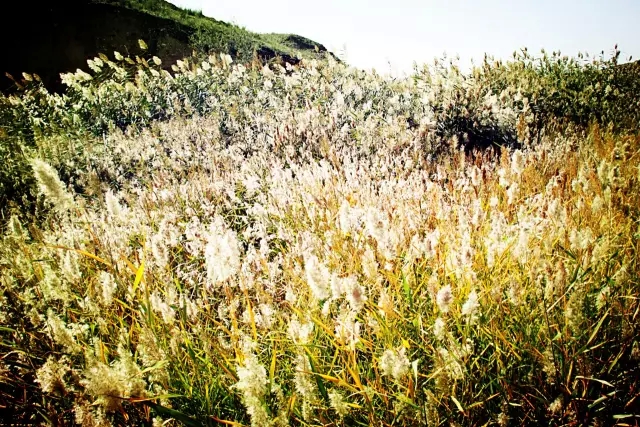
167;0;640;75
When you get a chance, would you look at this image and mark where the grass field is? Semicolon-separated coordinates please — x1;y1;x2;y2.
0;46;639;426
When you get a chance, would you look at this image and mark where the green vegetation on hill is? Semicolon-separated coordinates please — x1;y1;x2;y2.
0;0;333;93
97;0;335;61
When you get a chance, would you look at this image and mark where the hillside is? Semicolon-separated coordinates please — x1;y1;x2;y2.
0;0;334;93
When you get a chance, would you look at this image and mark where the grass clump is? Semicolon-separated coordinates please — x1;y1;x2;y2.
0;47;639;426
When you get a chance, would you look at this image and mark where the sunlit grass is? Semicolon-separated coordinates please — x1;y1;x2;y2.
0;48;638;426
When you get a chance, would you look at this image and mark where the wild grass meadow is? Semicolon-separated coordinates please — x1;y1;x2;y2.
0;45;639;426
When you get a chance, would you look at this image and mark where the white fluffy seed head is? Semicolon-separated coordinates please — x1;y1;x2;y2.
436;285;453;313
304;254;330;301
30;159;74;213
288;318;314;344
461;289;480;319
329;390;350;417
380;347;410;381
205;217;241;287
433;317;446;340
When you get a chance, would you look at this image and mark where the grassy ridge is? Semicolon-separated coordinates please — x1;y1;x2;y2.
98;0;335;61
0;0;333;94
0;48;639;426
